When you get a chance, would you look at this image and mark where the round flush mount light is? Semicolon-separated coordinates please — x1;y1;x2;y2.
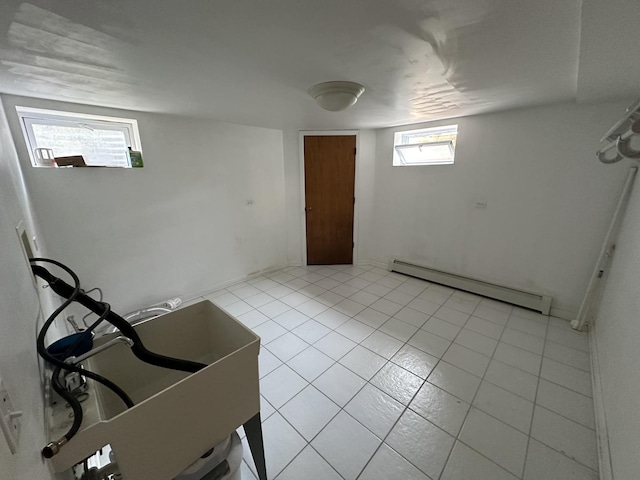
308;81;365;112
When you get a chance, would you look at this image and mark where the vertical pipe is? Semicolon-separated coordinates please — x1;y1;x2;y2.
572;166;638;331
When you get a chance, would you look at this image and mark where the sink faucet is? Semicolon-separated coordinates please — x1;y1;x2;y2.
67;336;134;366
61;336;134;392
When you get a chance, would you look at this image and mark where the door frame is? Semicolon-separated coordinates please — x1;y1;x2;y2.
299;130;361;266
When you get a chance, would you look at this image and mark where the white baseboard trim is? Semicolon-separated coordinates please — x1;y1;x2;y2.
287;260;303;267
590;327;614;480
182;263;288;303
390;259;553;315
362;257;573;318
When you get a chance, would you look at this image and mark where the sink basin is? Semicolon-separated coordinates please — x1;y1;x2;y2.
46;300;260;479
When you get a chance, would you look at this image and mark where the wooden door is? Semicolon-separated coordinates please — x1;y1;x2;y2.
304;135;356;265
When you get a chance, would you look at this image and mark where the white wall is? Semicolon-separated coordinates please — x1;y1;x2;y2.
0;100;64;480
591;173;640;480
369;102;631;317
354;129;377;262
2;94;288;313
283;129;303;264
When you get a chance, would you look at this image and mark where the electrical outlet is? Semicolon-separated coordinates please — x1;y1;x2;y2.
0;377;22;454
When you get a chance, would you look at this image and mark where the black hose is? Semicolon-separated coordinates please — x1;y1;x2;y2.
31;258;207;458
30;261;134;405
30;258;133;457
60;300;110;360
52;300;136;407
31;264;206;373
30;257;83;458
51;365;82;438
42;367;132;459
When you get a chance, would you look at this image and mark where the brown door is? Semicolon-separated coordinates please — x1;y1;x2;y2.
304;135;356;265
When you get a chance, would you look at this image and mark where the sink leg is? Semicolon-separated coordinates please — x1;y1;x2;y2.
243;412;267;480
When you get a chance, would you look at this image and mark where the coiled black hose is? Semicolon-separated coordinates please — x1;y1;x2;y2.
31;264;206;373
31;258;135;458
31;258;206;458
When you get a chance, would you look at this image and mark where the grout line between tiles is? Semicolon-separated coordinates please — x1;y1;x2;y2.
318;280;457;479
349;285;465;479
531;373;594;400
435;298;521;480
544;335;591;357
520;309;550;479
525;405;599;473
272;397;347;479
252;269;478;478
226;266;597;480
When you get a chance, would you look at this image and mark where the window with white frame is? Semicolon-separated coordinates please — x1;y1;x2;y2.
16;106;143;168
393;124;458;166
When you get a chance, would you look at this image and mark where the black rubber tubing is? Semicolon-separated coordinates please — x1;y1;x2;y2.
31;258;205;457
31;262;136;406
31;264;206;373
31;259;135;457
51;365;82;436
53;299;136;407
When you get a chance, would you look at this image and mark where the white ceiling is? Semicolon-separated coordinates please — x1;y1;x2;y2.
577;0;640;104
0;0;637;130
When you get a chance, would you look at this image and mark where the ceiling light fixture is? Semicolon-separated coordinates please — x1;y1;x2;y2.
308;81;365;112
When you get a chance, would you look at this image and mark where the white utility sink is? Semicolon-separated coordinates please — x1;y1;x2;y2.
46;300;261;479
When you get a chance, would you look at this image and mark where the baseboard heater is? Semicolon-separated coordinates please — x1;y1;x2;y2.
390;259;552;315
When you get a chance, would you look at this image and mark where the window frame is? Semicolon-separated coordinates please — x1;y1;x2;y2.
393;124;458;167
15;106;143;168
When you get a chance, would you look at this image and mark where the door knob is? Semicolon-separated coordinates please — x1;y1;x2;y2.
305;206;312;212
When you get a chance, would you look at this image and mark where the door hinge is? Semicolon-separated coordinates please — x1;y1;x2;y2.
352;242;355;249
353;197;356;204
354;147;357;155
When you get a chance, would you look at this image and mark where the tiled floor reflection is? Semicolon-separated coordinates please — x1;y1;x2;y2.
200;265;597;480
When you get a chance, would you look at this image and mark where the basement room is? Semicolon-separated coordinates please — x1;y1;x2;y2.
1;1;639;479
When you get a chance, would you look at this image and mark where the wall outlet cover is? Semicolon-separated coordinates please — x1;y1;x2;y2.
15;221;37;289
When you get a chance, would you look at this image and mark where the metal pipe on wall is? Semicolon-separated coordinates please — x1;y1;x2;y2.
572;166;638;331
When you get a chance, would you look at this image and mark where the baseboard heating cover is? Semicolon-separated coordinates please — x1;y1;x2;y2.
390;259;552;315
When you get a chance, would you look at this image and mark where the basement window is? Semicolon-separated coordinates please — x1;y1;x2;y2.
393;124;458;166
16;107;143;168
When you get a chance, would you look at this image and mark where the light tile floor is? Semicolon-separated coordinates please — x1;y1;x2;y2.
199;264;598;480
